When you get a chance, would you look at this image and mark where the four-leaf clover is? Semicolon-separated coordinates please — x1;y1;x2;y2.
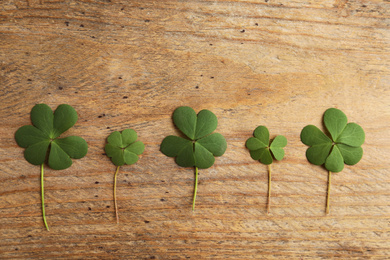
105;129;145;223
300;108;365;214
15;104;88;230
246;126;287;213
160;106;227;210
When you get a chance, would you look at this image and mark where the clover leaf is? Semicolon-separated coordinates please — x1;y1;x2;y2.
15;104;88;230
160;106;227;210
300;108;365;214
246;126;287;213
105;129;145;223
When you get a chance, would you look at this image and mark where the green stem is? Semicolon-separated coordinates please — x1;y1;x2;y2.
41;164;49;231
267;164;271;214
192;167;199;211
326;171;331;215
114;166;120;224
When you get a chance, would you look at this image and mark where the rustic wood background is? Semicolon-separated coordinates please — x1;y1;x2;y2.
1;0;389;259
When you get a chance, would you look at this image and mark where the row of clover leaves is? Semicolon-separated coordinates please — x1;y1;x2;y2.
15;104;365;230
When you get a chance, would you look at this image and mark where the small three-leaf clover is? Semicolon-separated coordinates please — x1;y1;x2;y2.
15;104;88;230
246;126;287;213
160;106;227;210
105;129;145;223
300;108;365;214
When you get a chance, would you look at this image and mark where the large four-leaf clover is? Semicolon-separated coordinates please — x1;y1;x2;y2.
160;106;227;210
246;126;287;213
15;104;88;170
300;108;365;214
161;106;227;169
15;103;88;230
105;129;145;223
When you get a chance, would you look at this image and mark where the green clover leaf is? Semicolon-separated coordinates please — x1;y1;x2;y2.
246;126;287;165
246;126;287;213
105;129;145;223
300;108;365;214
105;129;145;167
160;106;227;210
15;104;88;170
161;106;226;169
301;108;365;173
15;104;88;231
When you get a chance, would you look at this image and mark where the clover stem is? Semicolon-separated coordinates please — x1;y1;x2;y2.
326;171;332;215
267;164;272;214
192;167;199;211
41;164;49;231
114;166;120;224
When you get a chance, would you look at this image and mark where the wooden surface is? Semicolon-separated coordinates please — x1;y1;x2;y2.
1;0;389;259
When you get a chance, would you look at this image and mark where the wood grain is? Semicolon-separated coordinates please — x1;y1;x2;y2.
1;0;389;259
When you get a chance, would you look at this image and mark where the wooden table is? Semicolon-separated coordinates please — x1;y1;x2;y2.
1;1;389;259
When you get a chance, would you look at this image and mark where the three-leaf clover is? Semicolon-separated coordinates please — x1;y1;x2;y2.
15;104;88;230
300;108;365;214
160;106;227;210
105;129;145;223
246;126;287;213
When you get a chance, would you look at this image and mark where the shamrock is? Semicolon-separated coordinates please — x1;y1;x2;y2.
160;106;227;210
15;104;88;230
300;108;365;214
105;129;145;223
246;126;287;213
